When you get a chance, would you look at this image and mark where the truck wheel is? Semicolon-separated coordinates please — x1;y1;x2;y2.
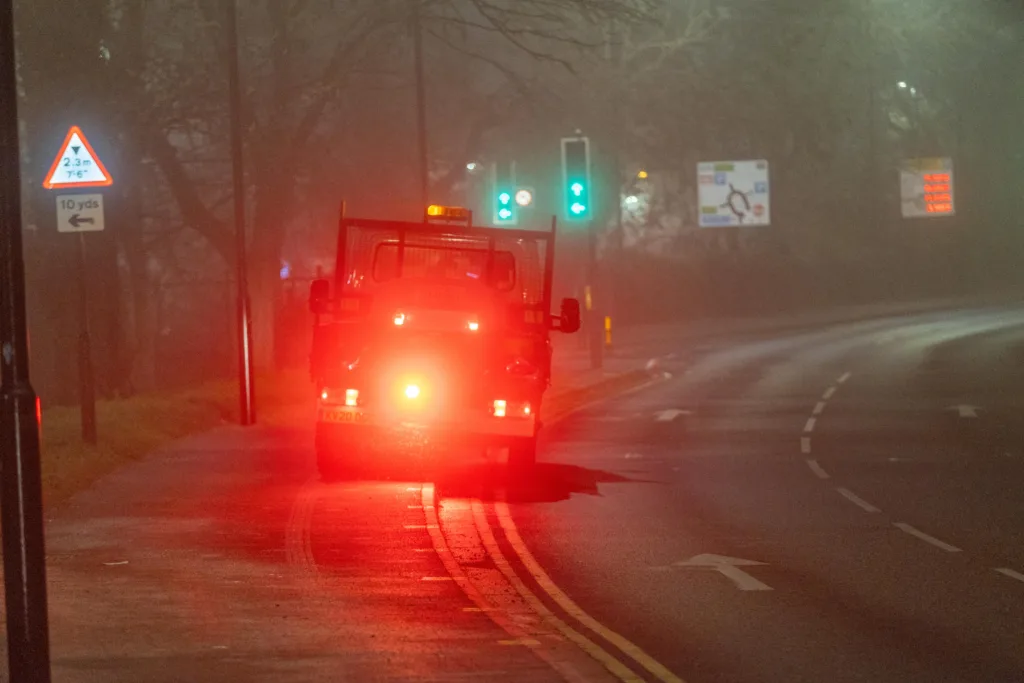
508;436;537;469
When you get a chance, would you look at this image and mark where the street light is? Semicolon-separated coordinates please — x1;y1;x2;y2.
227;0;256;426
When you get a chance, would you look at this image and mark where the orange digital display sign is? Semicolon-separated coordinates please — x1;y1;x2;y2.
923;172;953;213
901;159;955;218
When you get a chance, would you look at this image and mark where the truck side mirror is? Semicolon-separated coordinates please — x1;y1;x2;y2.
556;297;581;334
309;278;331;315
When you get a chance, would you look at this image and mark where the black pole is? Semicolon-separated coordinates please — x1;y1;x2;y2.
0;0;54;680
77;233;97;444
411;0;429;208
587;221;603;370
227;0;255;426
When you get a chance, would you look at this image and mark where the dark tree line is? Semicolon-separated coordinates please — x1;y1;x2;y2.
12;0;1024;398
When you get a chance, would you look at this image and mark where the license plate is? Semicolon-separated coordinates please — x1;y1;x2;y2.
321;408;366;424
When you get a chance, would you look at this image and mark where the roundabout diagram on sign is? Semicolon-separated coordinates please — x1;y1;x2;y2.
722;184;752;221
697;159;771;228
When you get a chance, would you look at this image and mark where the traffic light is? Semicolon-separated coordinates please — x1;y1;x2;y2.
561;137;591;221
492;160;517;225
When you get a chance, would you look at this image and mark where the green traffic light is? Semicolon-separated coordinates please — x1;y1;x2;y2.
498;208;513;220
570;182;584;196
570;202;586;215
498;192;511;205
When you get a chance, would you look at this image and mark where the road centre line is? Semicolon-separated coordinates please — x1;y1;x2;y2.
470;500;648;683
822;386;837;400
893;523;962;553
421;485;596;683
838;372;852;384
804;418;817;433
994;567;1024;584
493;498;685;683
837;488;881;513
813;401;826;415
805;459;830;480
801;437;811;454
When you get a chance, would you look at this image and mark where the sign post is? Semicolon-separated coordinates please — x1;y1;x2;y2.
42;127;112;444
0;1;54;680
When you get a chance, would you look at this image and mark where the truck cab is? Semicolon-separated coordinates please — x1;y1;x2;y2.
309;205;580;480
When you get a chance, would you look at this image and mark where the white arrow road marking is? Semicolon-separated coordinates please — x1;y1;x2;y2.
948;404;980;418
654;409;690;422
674;554;773;591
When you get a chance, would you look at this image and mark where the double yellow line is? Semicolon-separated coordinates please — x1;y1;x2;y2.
423;482;684;683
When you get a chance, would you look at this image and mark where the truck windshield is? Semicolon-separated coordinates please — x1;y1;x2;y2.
372;243;516;292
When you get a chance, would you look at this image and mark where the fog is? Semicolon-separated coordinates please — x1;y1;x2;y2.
12;0;1024;404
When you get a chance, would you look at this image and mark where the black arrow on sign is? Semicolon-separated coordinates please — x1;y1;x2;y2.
68;214;95;228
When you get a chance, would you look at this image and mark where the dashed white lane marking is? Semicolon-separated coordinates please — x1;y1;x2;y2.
803;417;817;433
994;567;1024;584
837;488;881;513
806;459;830;480
801;437;811;454
894;523;962;552
837;372;852;384
823;387;837;400
494;499;684;683
813;401;826;416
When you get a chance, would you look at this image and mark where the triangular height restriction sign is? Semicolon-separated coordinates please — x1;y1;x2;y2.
42;125;113;189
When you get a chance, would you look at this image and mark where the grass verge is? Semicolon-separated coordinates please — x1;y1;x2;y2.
41;371;313;508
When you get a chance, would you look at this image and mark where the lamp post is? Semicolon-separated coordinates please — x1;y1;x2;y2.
411;0;429;208
227;0;256;425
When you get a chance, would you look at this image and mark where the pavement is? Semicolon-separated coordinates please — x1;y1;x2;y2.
7;300;1024;681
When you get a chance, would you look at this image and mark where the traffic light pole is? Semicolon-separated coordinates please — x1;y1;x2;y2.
227;0;256;426
587;221;603;370
0;0;54;680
